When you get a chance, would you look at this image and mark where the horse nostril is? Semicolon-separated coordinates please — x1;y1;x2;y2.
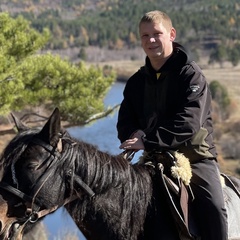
0;221;2;232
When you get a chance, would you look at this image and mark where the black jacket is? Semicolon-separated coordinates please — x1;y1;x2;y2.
117;43;217;162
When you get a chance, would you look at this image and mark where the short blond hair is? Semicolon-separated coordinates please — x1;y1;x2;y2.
139;10;173;32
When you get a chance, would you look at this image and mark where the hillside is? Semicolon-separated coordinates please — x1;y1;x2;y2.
1;0;240;66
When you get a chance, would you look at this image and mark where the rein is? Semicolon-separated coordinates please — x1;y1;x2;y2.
0;136;94;225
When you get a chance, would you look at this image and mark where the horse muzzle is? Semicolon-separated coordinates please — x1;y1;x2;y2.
0;189;28;240
0;220;25;240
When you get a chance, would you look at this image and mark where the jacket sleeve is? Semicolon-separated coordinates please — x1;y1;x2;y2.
142;63;212;152
117;80;140;143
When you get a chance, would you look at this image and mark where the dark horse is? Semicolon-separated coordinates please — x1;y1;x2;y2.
0;108;240;240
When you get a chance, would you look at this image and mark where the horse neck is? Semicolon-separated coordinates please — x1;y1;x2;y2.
72;141;131;192
64;141;153;240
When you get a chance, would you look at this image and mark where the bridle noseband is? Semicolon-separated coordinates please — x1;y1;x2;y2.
0;135;94;231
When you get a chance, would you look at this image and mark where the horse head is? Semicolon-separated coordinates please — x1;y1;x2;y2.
0;108;155;240
0;108;81;239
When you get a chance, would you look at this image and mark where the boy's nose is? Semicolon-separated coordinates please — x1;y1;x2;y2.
149;37;156;42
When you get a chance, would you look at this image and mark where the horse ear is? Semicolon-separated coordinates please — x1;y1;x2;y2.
11;113;28;132
37;108;61;146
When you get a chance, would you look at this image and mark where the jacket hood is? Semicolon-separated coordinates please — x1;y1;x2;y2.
144;42;192;73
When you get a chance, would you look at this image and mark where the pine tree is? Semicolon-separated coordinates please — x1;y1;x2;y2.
0;13;115;124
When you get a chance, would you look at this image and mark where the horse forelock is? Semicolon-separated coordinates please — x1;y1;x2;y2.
0;129;40;180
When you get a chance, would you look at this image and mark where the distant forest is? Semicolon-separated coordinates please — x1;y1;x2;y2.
1;0;240;65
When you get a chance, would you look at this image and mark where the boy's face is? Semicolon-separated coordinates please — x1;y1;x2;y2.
139;21;176;60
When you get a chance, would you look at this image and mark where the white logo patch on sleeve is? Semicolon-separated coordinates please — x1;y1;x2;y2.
189;84;200;92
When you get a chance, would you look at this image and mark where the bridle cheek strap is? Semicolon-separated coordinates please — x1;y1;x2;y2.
28;137;95;212
0;182;32;203
25;194;79;222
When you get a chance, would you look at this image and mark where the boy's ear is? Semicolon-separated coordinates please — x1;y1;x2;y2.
170;27;176;41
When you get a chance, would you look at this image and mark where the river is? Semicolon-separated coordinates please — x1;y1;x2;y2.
43;81;142;240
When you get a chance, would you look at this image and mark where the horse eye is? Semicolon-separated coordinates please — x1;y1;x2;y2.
25;162;39;170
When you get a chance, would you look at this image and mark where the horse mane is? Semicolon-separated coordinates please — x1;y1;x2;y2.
61;132;153;239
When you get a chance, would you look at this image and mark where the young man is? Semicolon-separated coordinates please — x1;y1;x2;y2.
117;10;227;240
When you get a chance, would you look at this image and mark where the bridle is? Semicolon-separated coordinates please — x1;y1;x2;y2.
0;136;95;233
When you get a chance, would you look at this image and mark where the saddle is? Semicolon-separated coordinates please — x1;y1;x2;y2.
122;150;240;240
143;151;240;240
143;151;197;240
122;149;197;239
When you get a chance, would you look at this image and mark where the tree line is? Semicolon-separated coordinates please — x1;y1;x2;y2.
4;0;240;66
